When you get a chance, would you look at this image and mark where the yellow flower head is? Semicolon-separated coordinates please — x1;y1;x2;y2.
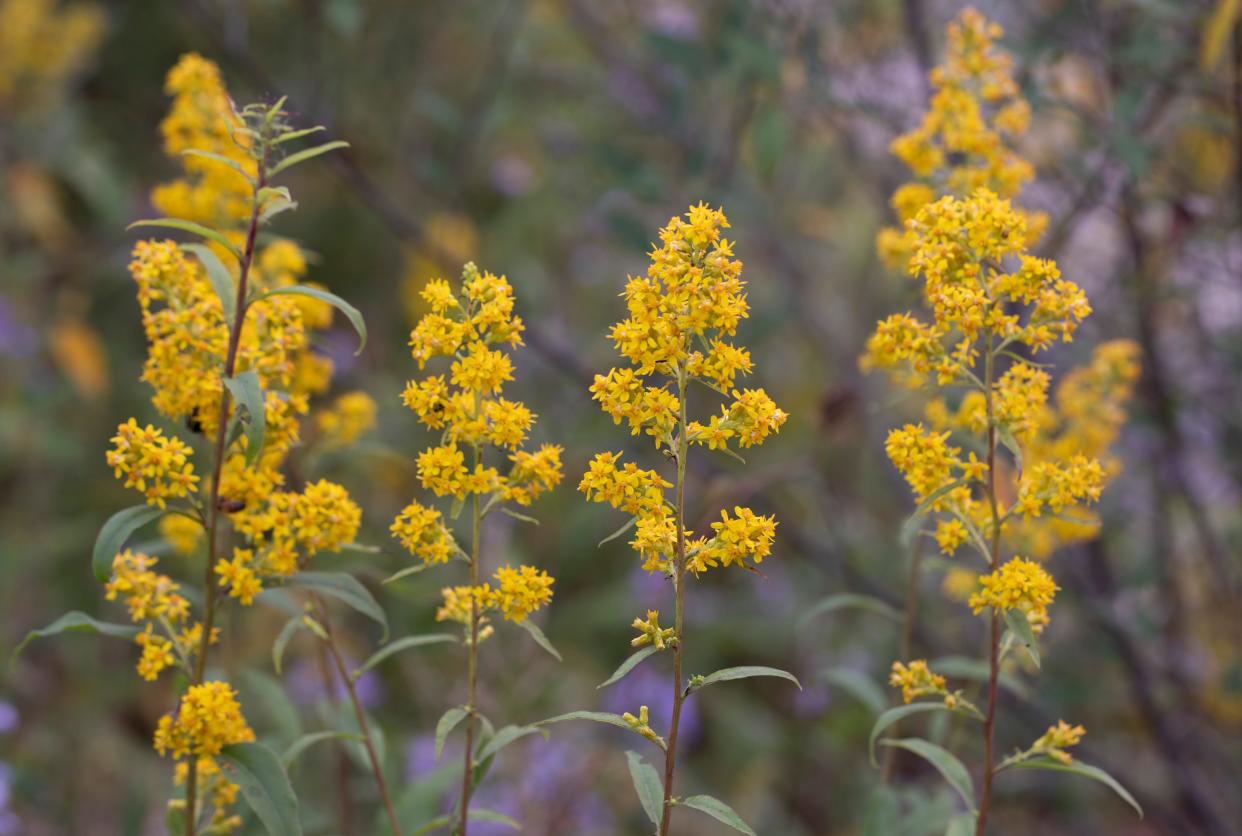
969;557;1059;629
1031;720;1086;764
391;500;457;565
492;564;555;623
153;681;254;759
106;419;200;508
315;391;377;449
889;659;948;704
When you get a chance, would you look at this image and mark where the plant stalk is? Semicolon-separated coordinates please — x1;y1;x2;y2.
976;335;1002;836
185;122;270;836
658;367;689;836
315;595;402;836
457;447;483;836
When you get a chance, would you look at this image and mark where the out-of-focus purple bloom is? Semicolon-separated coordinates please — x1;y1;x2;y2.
0;704;17;735
491;154;535;197
627;565;672;605
0;300;35;359
285;654;384;710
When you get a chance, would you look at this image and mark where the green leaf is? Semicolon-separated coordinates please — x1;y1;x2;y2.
475;724;545;763
268;140;350;177
822;668;887;715
902;478;968;546
271;615;303;676
625;750;665;825
127;218;240;260
929;655;1032;701
944;811;976;836
219;741;302;836
535;711;665;750
868;703;953;767
678;795;756;836
254;285;366;354
1008;757;1142;818
353;634;457;678
879;738;975;812
598;516;636;547
1003;608;1040;669
688;665;801;693
996;425;1024;474
180;149;254;183
381;563;433;585
281;731;363;767
435;706;468;760
273;126;326;145
181;243;236;323
799;593;902;627
860;787;900;836
259;196;298;225
282;572;388;640
410;808;521;835
598;645;660;689
93;505;166;582
515;619;561;661
223;370;266;465
11;611;138;660
499;507;540;525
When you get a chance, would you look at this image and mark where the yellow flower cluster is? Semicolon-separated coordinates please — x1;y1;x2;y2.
889;660;948;704
583;204;786;577
398;263;564;509
621;705;667;748
160;513;204;555
1030;720;1086;764
105;419;199;508
631;610;676;650
969;557;1059;630
0;0;104;112
316;391;378;449
153;681;255;759
174;759;243;834
106;549;217;681
877;8;1045;268
435;565;555;626
218;480;361;604
390;500;458;565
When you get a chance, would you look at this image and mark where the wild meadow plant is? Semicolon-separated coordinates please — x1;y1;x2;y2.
19;55;378;835
390;263;564;835
565;203;793;835
862;10;1143;834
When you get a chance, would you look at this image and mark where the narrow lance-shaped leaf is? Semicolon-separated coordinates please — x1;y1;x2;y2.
626;751;665;826
181;243;236;323
535;711;666;750
180;149;254;183
868;703;956;767
879;738;975;813
800;593;902;627
1007;758;1142;818
901;477;968;546
597;645;660;689
678;795;757;836
822;668;887;714
352;633;457;678
271;615;304;676
281;572;388;640
219;741;302;836
223;370;266;465
12;611;139;660
435;706;468;760
598;516;636;547
410;809;521;835
128;218;241;260
268;140;350;177
93;505;166;582
688;665;801;693
281;731;363;767
515;619;561;661
1003;608;1040;669
253;285;366;355
475;724;546;763
944;812;976;836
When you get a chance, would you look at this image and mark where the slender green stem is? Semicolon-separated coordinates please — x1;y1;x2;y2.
658;366;689;836
976;334;1003;836
314;594;401;836
457;446;483;836
185;119;270;836
884;537;925;783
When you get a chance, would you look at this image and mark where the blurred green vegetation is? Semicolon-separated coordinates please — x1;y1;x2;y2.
2;0;1241;834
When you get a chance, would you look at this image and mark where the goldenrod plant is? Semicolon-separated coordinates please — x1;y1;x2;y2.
565;203;794;835
18;54;378;835
862;10;1143;834
390;263;564;835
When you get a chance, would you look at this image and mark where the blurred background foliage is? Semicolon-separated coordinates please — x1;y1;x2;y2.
2;0;1241;833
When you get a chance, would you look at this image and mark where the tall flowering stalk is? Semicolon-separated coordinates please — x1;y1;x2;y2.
576;204;792;835
24;54;378;835
863;10;1143;834
391;263;564;836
